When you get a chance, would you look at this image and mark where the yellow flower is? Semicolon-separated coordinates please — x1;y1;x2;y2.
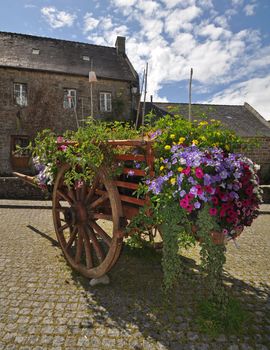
216;132;221;136
193;119;197;122
199;121;208;126
177;166;183;172
170;134;176;139
225;144;230;151
210;119;216;122
170;178;176;185
178;137;186;144
200;136;206;141
192;139;199;145
164;145;171;150
160;165;165;171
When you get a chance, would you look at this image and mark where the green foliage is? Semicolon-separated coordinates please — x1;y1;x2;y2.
196;297;250;337
30;119;140;187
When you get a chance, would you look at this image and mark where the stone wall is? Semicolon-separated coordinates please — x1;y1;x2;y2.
0;67;137;174
0;177;51;199
242;137;270;184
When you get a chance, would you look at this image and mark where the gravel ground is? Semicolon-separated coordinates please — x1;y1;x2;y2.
0;200;269;350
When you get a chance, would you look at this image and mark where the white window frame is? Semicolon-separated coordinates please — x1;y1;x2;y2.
63;89;76;109
14;83;27;107
100;92;112;112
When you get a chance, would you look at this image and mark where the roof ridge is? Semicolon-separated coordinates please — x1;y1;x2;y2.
153;102;244;107
0;30;115;50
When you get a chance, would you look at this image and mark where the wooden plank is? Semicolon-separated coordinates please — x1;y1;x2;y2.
108;139;150;147
119;194;146;206
114;181;138;190
122;168;146;176
114;154;146;162
122;205;140;220
95;188;145;206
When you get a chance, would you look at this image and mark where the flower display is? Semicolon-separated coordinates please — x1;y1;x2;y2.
147;144;262;240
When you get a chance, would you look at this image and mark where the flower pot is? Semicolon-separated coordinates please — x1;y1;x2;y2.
191;226;227;245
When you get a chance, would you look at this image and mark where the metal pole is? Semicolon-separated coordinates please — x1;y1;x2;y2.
188;67;193;122
90;83;93;117
135;68;145;129
142;62;148;127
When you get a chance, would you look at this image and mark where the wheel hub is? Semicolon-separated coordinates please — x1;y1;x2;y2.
63;202;89;225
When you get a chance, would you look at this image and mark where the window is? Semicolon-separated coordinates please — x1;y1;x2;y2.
63;89;76;109
32;48;40;55
100;92;112;112
14;83;27;106
10;135;30;169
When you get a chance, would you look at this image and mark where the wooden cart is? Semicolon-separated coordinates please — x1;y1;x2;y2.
15;140;155;279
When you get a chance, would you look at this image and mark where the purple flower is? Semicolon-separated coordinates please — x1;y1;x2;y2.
203;174;212;186
150;129;162;139
194;201;201;209
188;176;196;185
180;190;186;197
127;170;135;177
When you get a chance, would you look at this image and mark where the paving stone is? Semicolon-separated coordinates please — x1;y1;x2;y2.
0;203;269;350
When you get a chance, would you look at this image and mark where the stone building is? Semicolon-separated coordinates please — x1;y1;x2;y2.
144;101;270;183
0;31;139;175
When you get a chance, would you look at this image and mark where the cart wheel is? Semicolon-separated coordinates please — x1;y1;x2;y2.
52;164;124;279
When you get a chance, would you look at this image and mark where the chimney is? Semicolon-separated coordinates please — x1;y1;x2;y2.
115;36;126;55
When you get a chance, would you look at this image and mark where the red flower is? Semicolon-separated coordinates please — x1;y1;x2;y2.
182;166;191;175
209;207;217;216
212;196;219;205
196;185;203;195
195;167;204;179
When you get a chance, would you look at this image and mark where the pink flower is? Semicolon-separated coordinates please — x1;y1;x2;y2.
196;185;203;195
180;197;189;209
59;145;67;151
186;204;193;213
57;136;64;143
182;166;191;176
209;207;217;216
211;196;219;205
195;167;204;179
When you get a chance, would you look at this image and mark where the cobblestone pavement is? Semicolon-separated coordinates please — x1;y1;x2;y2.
0;200;269;350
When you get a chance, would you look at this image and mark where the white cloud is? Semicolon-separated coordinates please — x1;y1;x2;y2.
41;7;76;29
198;24;231;40
112;0;137;6
165;5;202;35
80;0;269;114
231;0;244;6
206;76;270;120
244;3;257;16
83;12;100;33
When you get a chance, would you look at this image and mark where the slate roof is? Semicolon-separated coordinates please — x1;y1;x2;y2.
143;102;270;137
0;31;137;82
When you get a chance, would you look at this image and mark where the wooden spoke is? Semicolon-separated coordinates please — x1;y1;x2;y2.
65;226;78;250
90;221;112;247
68;189;76;203
86;225;105;262
56;189;73;205
55;206;66;213
90;193;109;209
52;164;123;279
75;230;83;264
58;223;70;233
92;213;113;221
80;183;87;201
81;226;93;269
85;177;99;204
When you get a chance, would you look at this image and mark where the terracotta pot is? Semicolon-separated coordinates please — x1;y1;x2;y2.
191;225;244;245
191;225;226;245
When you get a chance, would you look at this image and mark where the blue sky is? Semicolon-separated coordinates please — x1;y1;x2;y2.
1;0;269;119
